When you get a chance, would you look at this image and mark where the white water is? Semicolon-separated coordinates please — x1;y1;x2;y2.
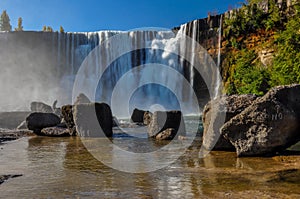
0;18;222;115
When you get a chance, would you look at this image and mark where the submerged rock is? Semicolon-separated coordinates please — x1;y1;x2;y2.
0;128;34;143
221;84;300;156
202;94;257;151
26;113;61;134
40;127;72;137
74;103;113;137
0;175;23;185
155;128;176;140
147;111;186;139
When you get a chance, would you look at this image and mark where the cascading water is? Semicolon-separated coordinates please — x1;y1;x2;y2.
0;16;223;116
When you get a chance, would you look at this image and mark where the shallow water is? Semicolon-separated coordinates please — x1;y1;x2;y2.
0;124;300;198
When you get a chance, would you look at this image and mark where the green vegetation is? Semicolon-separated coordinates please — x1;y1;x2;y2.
223;1;300;96
270;4;300;86
0;10;12;31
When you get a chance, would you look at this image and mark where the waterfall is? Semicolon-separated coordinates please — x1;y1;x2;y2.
215;15;222;99
0;17;222;115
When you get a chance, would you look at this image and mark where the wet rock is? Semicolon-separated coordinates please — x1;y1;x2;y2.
221;84;300;156
143;111;153;126
0;174;23;184
30;101;53;113
26;113;61;134
202;94;258;151
0;129;34;143
0;112;31;129
74;93;91;105
155;128;176;140
73;103;113;137
61;105;77;135
40;127;72;137
131;108;149;124
147;111;186;139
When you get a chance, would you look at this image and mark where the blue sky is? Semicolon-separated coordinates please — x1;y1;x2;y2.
0;0;243;32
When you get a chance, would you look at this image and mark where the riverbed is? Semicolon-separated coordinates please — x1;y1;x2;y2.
0;121;299;198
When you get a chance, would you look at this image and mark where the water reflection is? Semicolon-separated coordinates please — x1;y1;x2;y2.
0;137;299;198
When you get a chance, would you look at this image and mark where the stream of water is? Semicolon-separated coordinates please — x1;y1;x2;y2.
0;118;299;198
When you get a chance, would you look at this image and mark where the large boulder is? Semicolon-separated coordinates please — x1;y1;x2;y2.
147;111;186;139
61;105;76;135
202;94;258;151
131;108;149;124
221;84;300;157
26;112;61;134
30;101;53;113
73;103;113;137
40;127;72;137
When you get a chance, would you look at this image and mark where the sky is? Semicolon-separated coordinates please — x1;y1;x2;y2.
0;0;243;32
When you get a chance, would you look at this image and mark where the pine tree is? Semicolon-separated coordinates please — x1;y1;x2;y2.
46;26;53;32
0;10;12;31
59;26;64;33
15;17;23;31
42;26;53;32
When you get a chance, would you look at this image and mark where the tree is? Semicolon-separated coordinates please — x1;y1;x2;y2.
46;26;53;32
42;26;53;32
0;10;12;31
59;26;64;33
15;17;23;31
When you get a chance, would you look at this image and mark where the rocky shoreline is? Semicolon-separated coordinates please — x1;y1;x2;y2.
0;129;35;143
1;85;300;156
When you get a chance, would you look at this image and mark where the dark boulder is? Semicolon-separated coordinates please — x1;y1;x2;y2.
61;105;76;135
147;111;186;139
221;84;300;157
40;127;72;137
30;101;53;113
73;103;113;137
131;108;149;124
202;94;258;151
26;112;61;134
